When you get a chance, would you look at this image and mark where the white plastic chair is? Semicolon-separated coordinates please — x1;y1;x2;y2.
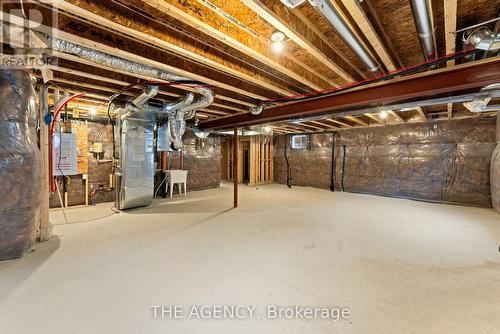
166;170;188;198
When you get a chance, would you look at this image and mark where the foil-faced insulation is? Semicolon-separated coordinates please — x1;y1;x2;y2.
0;70;40;260
491;113;500;213
274;118;497;207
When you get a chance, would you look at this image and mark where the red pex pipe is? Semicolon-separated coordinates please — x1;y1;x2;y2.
49;93;85;193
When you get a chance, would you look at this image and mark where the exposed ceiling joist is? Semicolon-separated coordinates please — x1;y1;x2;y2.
41;0;295;96
444;0;457;67
292;9;365;79
327;118;352;128
1;12;278;101
309;120;338;129
388;110;405;123
137;0;324;91
364;113;385;125
447;103;453;119
344;115;368;126
415;107;427;121
240;0;354;84
340;0;397;71
51;51;256;108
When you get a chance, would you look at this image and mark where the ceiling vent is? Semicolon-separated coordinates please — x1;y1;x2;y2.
280;0;306;9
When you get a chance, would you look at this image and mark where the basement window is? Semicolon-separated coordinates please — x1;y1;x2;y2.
291;134;308;149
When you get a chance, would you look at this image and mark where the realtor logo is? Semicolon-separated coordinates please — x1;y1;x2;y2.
0;1;58;68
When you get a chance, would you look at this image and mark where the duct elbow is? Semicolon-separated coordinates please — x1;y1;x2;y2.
250;103;266;115
180;88;214;113
132;85;159;108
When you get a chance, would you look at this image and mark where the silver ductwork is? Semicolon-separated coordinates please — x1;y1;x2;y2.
250;103;266;115
308;0;382;74
48;36;191;82
165;87;215;150
465;27;500;51
115;85;214;209
116;111;156;210
409;0;437;61
178;87;215;119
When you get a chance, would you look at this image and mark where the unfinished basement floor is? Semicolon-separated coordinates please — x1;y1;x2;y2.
1;184;500;334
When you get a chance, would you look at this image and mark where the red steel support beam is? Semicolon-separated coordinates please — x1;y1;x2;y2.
233;126;238;208
199;59;500;130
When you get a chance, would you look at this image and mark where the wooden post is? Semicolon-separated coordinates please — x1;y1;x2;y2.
38;86;52;241
233;125;238;208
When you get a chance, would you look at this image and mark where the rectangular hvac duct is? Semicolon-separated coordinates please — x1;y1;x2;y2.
116;112;155;210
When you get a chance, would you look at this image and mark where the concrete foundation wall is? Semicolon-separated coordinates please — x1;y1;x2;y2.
274;117;497;207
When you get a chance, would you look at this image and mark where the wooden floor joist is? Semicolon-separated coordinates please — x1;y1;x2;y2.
41;0;296;97
135;0;325;91
340;0;396;72
240;0;354;84
344;116;368;126
388;110;405;123
1;11;275;101
415;107;427;122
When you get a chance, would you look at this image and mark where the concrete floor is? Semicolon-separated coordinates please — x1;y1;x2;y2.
1;184;500;333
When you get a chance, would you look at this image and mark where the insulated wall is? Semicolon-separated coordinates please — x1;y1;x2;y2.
274;117;497;207
491;113;500;212
168;129;221;190
0;70;40;260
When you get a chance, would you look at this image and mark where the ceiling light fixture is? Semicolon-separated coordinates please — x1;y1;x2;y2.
271;31;286;53
379;110;389;119
89;107;97;115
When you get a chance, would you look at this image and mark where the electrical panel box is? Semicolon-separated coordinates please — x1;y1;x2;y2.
157;125;171;151
52;133;78;176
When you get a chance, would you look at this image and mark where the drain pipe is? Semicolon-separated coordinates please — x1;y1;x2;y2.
409;0;437;61
309;0;382;75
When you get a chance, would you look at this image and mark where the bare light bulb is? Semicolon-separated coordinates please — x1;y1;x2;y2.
379;110;388;119
89;107;97;115
272;41;284;52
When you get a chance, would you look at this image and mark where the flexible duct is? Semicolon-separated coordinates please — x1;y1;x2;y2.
309;0;381;74
48;37;191;82
409;0;437;61
0;70;40;260
466;27;500;51
166;87;215;150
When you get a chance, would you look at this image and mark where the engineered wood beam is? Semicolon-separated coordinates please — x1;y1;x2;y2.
41;0;295;96
310;120;338;130
292;9;365;78
363;113;385;125
388;110;405;123
48;66;243;114
135;0;324;90
344;115;368;126
240;0;354;83
1;10;272;101
444;0;457;67
340;0;396;71
415;107;427;121
326;119;352;128
447;103;453;119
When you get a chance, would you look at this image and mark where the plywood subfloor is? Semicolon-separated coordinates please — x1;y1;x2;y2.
1;184;500;333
